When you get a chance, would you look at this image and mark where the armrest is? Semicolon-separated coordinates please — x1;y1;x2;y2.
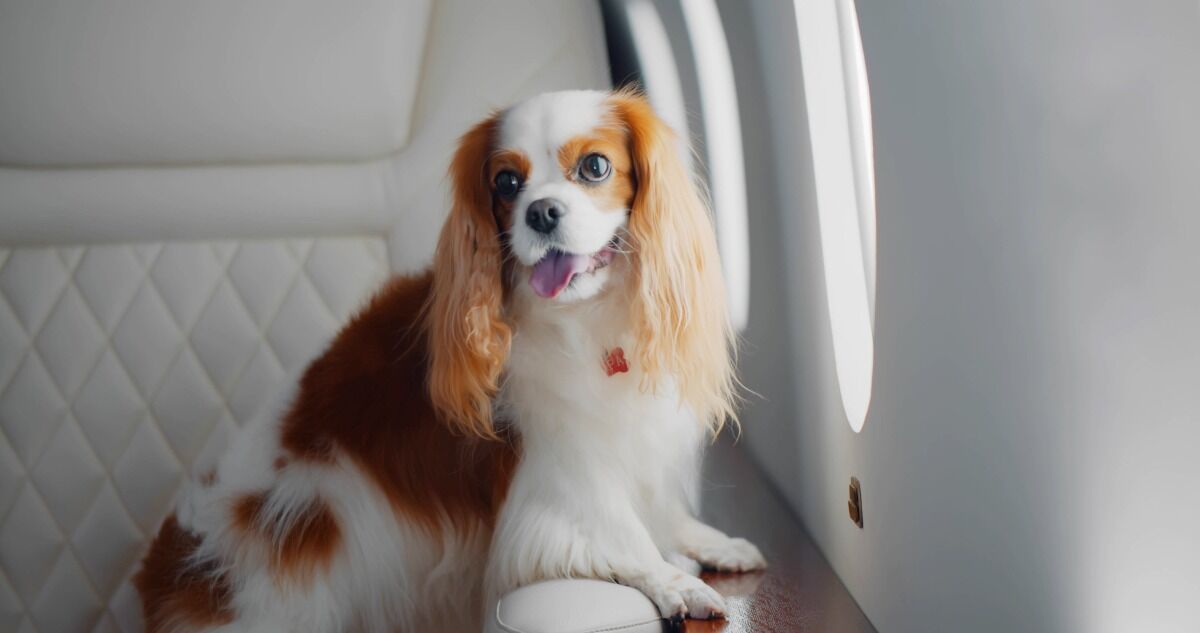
485;579;664;633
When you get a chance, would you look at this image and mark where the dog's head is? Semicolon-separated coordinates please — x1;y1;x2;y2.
427;89;736;438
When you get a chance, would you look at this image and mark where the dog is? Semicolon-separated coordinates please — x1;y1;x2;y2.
135;89;765;633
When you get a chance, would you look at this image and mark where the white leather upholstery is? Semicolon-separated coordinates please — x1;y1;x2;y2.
0;1;612;631
486;580;664;633
0;1;611;260
0;0;433;167
0;238;389;632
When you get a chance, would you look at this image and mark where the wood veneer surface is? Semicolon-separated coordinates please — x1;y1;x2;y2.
683;438;878;633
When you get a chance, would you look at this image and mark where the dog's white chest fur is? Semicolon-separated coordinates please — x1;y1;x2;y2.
488;290;705;597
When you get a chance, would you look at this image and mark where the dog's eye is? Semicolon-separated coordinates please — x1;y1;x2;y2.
579;154;611;183
494;171;522;199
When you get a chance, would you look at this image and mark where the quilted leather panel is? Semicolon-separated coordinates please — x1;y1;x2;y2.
0;237;389;633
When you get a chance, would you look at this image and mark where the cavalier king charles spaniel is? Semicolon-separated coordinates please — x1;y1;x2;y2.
135;89;765;633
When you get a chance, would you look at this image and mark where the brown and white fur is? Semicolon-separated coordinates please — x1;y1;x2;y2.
135;89;765;633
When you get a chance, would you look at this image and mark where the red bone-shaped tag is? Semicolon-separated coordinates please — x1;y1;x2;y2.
603;347;629;376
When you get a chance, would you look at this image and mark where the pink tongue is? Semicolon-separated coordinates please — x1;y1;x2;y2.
530;250;591;298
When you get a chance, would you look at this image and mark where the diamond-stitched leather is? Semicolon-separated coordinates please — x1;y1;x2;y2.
0;237;388;633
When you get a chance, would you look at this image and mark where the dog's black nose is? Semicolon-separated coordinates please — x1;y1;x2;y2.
525;198;565;234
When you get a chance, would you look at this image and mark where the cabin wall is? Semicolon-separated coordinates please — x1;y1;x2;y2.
723;1;1200;631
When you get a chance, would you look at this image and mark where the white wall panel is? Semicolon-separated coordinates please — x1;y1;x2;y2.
729;1;1200;631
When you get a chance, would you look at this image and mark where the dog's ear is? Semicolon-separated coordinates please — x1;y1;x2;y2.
427;113;511;439
610;91;738;433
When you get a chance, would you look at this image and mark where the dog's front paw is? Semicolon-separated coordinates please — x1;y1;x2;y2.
692;536;766;573
640;568;726;621
664;551;703;576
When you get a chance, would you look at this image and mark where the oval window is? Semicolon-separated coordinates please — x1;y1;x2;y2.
794;0;877;432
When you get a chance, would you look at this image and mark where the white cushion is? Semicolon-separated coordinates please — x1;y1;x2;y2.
0;0;433;167
0;1;611;256
487;580;664;633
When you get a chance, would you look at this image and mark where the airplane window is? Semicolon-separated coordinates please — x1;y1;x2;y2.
600;0;750;331
619;0;691;153
794;0;877;432
679;0;750;332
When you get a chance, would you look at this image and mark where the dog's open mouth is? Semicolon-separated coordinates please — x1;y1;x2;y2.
529;245;616;299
